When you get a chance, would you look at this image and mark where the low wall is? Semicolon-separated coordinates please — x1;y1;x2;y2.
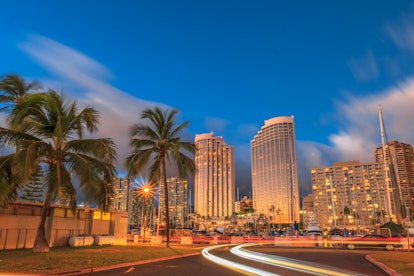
0;202;127;250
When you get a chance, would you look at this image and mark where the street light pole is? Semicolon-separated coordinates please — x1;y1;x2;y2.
142;187;149;242
138;183;154;242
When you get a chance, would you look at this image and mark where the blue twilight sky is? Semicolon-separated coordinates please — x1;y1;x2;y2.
2;1;414;199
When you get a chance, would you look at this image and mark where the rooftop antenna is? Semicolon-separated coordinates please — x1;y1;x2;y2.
188;188;192;213
378;104;404;223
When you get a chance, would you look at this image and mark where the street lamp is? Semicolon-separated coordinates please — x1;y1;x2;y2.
139;183;154;242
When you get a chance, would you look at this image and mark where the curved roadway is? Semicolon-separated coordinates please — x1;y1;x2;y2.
204;243;388;276
77;244;389;276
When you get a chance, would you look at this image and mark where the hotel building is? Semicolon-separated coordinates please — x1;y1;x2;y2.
251;116;300;224
111;177;130;212
374;140;414;221
301;194;316;229
311;161;389;229
158;177;190;227
194;133;235;218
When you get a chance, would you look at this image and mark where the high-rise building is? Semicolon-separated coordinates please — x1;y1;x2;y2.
251;116;300;224
194;133;235;218
111;177;130;212
311;161;388;229
301;194;316;229
129;188;155;229
158;177;189;227
375;141;414;221
235;196;254;214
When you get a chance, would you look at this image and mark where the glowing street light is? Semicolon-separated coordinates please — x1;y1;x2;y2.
139;183;154;242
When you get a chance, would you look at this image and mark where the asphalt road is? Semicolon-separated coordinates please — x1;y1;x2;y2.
74;253;244;276
245;245;388;275
79;245;389;276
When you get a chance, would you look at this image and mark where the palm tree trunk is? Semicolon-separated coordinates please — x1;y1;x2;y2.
33;191;52;252
161;158;170;247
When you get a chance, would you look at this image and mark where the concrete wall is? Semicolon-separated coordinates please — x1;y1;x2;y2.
0;202;127;250
110;212;128;245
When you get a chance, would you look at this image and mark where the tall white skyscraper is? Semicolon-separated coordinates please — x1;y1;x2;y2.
194;133;235;218
251;116;300;224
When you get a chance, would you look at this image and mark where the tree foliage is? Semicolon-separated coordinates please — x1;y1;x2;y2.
125;107;195;247
0;74;117;252
19;165;44;202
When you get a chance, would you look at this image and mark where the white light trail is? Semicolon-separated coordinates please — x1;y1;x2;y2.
202;244;280;276
231;243;365;276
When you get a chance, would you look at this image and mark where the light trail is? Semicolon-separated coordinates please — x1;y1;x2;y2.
202;244;280;276
230;243;366;276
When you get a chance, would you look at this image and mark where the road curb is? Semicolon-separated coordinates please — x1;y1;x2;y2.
365;255;402;276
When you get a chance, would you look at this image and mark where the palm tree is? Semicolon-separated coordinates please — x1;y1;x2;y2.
125;107;195;247
0;73;44;129
0;74;44;205
0;90;117;252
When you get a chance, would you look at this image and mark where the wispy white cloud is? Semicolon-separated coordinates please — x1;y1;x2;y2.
296;78;414;195
348;49;379;82
305;10;414;180
19;34;171;174
385;13;414;51
14;34;414;199
334;79;414;156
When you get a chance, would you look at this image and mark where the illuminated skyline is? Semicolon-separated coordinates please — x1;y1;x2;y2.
2;1;414;199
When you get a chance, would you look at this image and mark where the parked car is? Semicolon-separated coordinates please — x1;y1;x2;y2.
343;234;403;251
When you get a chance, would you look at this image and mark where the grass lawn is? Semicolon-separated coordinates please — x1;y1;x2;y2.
0;245;202;274
369;251;414;276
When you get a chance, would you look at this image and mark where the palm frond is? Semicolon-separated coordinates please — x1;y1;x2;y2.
148;158;162;184
77;107;100;133
129;124;160;140
8;92;47;129
125;149;153;179
128;138;156;150
66;138;117;162
168;120;190;139
0;154;25;206
177;141;196;154
66;151;116;209
15;140;51;181
0;127;40;147
173;151;196;179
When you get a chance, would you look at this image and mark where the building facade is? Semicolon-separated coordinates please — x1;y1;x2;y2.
129;188;155;229
311;161;389;230
158;177;190;227
235;196;254;214
375;140;414;222
301;194;316;229
194;133;235;218
111;177;130;212
251;116;300;224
